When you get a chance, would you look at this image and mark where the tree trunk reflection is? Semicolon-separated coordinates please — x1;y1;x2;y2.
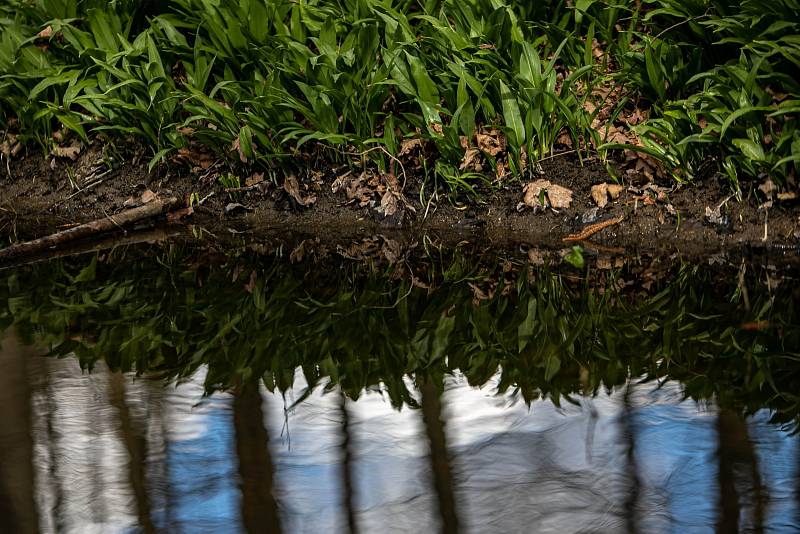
420;380;459;534
716;409;766;533
622;383;641;534
0;331;40;534
233;382;281;534
108;371;155;534
340;392;358;534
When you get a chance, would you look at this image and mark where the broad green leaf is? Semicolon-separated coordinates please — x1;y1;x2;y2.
499;80;525;146
732;138;765;161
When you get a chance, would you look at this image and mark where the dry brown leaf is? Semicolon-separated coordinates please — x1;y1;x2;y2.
591;183;609;208
398;138;423;157
476;130;505;156
607;184;624;199
123;189;157;209
175;147;215;169
523;180;549;208
140;189;156;204
53;141;82;160
380;190;398;217
547;183;573;209
556;131;573;148
245;172;264;187
459;147;482;171
523;179;573;210
283;174;316;207
495;160;507;180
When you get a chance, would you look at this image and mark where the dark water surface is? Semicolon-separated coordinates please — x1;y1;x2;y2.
0;238;798;533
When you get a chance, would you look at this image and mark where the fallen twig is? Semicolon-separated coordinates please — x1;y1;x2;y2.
562;216;624;242
0;196;178;265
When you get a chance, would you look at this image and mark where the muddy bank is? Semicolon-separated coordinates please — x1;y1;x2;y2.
2;144;799;262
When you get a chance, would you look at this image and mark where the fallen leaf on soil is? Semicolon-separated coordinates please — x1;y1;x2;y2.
398;138;423;157
556;131;574;148
495;160;508;180
547;184;572;209
379;190;399;217
129;190;154;206
459;147;482;171
332;171;374;206
591;182;624;208
523;179;573;210
705;205;725;225
777;192;797;201
283;174;316;207
591;183;610;208
53;141;82;160
123;189;157;208
175;147;215;169
476;130;506;157
245;172;264;187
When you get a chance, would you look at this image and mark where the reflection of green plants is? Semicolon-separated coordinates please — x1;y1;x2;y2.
1;246;798;427
564;246;584;269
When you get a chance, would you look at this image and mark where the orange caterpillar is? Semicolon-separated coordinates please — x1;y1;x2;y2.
562;216;624;242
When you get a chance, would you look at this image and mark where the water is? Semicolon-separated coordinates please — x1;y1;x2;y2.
0;238;798;533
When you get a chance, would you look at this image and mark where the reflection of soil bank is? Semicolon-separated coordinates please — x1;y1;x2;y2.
3;152;799;259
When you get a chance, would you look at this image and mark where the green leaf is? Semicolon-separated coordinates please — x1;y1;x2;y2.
499;80;525;146
148;148;173;172
732;138;765;161
56;113;87;141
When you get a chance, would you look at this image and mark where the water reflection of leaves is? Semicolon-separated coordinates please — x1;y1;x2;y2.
1;247;798;429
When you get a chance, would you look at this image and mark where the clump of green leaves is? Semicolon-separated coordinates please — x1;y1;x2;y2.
0;0;797;196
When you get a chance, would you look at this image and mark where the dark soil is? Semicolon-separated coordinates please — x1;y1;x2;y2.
2;141;799;264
